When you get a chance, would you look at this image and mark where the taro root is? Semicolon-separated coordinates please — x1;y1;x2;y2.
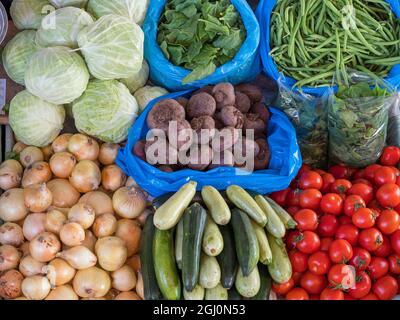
158;165;174;173
254;139;271;170
220;106;244;129
176;97;188;108
193;86;214;96
250;102;270;123
235;84;263;103
233;138;260;159
190;116;216;145
208;150;235;169
145;137;178;166
211;127;240;152
133;140;146;161
147;99;185;132
168;120;194;151
235;92;251;113
243;113;266;138
213;112;225;129
212;83;235;110
186;93;216;119
186;145;213;171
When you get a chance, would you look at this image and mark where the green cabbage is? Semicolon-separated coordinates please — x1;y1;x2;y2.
10;0;53;30
36;7;93;48
2;31;39;85
25;46;89;105
49;0;88;8
120;60;149;94
77;14;144;80
72;79;139;143
87;0;149;25
134;86;169;112
9;90;65;147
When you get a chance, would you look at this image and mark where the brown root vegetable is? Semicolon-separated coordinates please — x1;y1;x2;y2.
220;106;244;129
250;102;270;123
190;116;216;145
101;165;127;192
49;152;76;179
41;145;54;162
21;162;52;188
235;92;251;113
186;93;216;118
176;97;188;108
168;120;194;151
146;99;185;132
92;213;117;238
23;213;47;241
115;219;142;257
233;138;260;159
52;133;73;153
145;137;178;166
47;179;80;208
212;83;235;110
0;269;24;299
0;160;23;190
19;147;44;168
235;84;263;103
158;165;174;173
243;113;266;137
0;245;21;271
186;145;213;171
23;183;53;213
0;223;24;247
29;232;61;263
211;127;240;152
68;134;100;161
98;143;120;166
208;150;235;169
193;86;213;95
254;139;271;170
112;186;147;219
78;191;114;216
133;140;146;161
213;113;225;130
69;160;101;193
0;189;28;222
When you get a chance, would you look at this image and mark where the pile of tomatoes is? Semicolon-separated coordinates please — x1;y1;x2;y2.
270;146;400;300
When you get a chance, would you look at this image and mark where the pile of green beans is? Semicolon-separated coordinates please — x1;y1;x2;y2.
270;0;400;87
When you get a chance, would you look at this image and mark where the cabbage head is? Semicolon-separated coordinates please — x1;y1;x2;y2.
87;0;149;25
2;31;39;85
10;0;53;30
77;14;144;80
72;80;139;143
9;90;65;147
134;86;169;112
36;7;93;48
25;46;89;105
120;60;149;94
49;0;88;8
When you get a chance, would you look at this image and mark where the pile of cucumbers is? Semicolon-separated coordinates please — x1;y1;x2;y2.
141;181;296;300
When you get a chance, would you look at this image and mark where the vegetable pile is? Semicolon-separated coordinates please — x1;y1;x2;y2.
270;0;400;87
270;146;400;300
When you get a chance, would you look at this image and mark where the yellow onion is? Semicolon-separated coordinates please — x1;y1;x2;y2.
73;267;111;298
136;271;144;299
57;246;97;269
21;275;50;300
0;245;21;272
29;232;61;262
136;208;153;227
69;160;101;193
125;176;138;187
68;134;99;161
0;222;24;246
98;143;120;165
43;258;76;286
78;191;113;216
81;230;97;252
45;284;78;300
115;291;141;300
111;265;137;292
115;219;142;257
125;255;141;274
12;141;28;154
68;203;95;229
24;183;53;213
59;222;85;246
52;134;73;153
95;236;127;272
23;213;46;241
41;145;54;162
0;189;28;222
104;288;120;300
0;269;23;299
19;242;30;257
112;186;147;219
19;255;45;277
45;209;67;235
20;147;44;168
0;160;23;190
92;213;117;238
21;162;52;188
47;179;80;208
49;152;76;178
101;165;126;192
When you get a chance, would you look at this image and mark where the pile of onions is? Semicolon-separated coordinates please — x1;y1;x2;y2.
52;134;73;153
23;213;46;241
0;222;24;246
68;134;99;161
45;284;79;300
49;152;76;178
68;204;95;229
22;162;52;188
112;186;147;219
43;258;76;286
57;246;97;269
111;265;137;292
24;183;53;213
73;267;110;298
47;179;80;208
0;160;23;190
69;160;101;193
0;269;24;299
115;219;142;257
95;237;127;272
0;245;21;271
29;232;61;262
79;191;113;216
19;255;46;277
101;165;126;192
92;213;117;238
21;275;51;300
45;210;67;235
60;223;85;247
20;147;44;168
98;143;119;165
0;189;28;222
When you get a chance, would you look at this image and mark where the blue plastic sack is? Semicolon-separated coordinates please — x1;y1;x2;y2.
116;91;302;197
143;0;261;92
256;0;400;96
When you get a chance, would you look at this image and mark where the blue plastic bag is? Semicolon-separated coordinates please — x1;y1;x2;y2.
256;0;400;96
143;0;261;92
116;91;302;197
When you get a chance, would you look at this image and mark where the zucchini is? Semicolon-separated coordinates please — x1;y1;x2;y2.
183;285;205;300
265;197;297;230
217;225;237;289
205;283;228;300
250;220;272;265
231;208;259;276
201;186;231;225
202;216;224;257
182;203;207;292
199;254;221;289
175;219;184;270
153;228;181;300
226;185;267;226
140;215;163;300
235;265;261;298
154;181;197;230
255;195;286;238
250;264;272;300
266;233;293;284
152;192;174;209
228;287;242;300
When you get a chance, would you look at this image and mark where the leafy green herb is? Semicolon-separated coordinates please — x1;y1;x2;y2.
158;0;246;84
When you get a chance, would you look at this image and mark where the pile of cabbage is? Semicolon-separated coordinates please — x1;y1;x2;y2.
3;0;168;147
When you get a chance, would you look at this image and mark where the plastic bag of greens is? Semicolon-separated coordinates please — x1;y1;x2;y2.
328;70;396;168
275;76;329;168
387;93;400;147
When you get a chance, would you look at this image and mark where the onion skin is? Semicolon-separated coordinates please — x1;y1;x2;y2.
57;246;97;269
95;236;127;272
13;141;28;154
92;213;117;238
115;291;141;300
19;255;45;277
59;222;85;247
41;145;54;162
21;276;51;300
0;269;24;299
23;213;46;241
0;222;24;246
20;147;44;168
112;186;147;219
68;203;95;229
45;210;67;235
0;189;28;222
0;160;23;190
24;183;53;213
125;255;141;274
45;284;78;300
47;179;80;208
68;134;99;161
115;219;142;257
111;265;137;292
101;165;126;192
136;208;153;227
29;232;61;263
78;191;113;216
69;160;101;193
73;267;111;298
22;162;52;188
0;245;21;271
81;230;97;252
136;271;144;299
98;143;120;166
49;152;76;178
19;242;30;257
43;258;76;286
52;134;73;153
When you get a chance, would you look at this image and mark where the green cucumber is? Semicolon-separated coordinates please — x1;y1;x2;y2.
175;219;184;270
205;283;228;300
199;254;221;289
235;265;261;298
265;197;297;230
182;203;207;292
250;264;272;300
266;233;293;284
231;208;259;276
153;228;181;300
202;215;224;257
217;225;237;289
201;186;231;225
255;195;286;238
250;220;273;265
183;285;205;300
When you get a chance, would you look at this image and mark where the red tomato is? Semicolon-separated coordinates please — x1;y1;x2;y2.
389;166;400;177
349;247;371;271
286;288;309;300
270;188;289;207
352;208;377;229
329;165;350;179
388;254;400;274
373;235;392;258
343;195;366;217
321;173;335;194
380;146;400;166
296;231;321;254
338;215;353;225
359;228;383;251
352;169;365;180
309;294;320;300
287;206;300;216
395;203;400;215
376;183;400;208
348;271;371;299
292;272;303;286
364;164;382;181
335;224;359;246
374;167;397;186
315;169;326;175
377;209;400;235
320;237;334;252
287;189;301;207
347;183;374;204
286;230;301;250
272;278;295;295
300;271;327;295
328;264;356;290
368;199;384;214
373;275;399;300
344;293;356;300
299;189;322;210
288;250;309;273
317;215;339;237
329;239;354;263
308;251;331;275
294;209;319;231
297;164;312;177
331;179;352;194
360;293;379;300
320;288;344;300
396;175;400;187
299;171;323;190
352;179;373;187
391;230;400;255
320;193;343;215
368;257;389;280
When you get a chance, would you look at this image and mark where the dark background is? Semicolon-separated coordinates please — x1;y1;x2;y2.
1;0;12;15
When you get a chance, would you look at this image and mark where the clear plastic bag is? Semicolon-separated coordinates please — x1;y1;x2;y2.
387;93;400;147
